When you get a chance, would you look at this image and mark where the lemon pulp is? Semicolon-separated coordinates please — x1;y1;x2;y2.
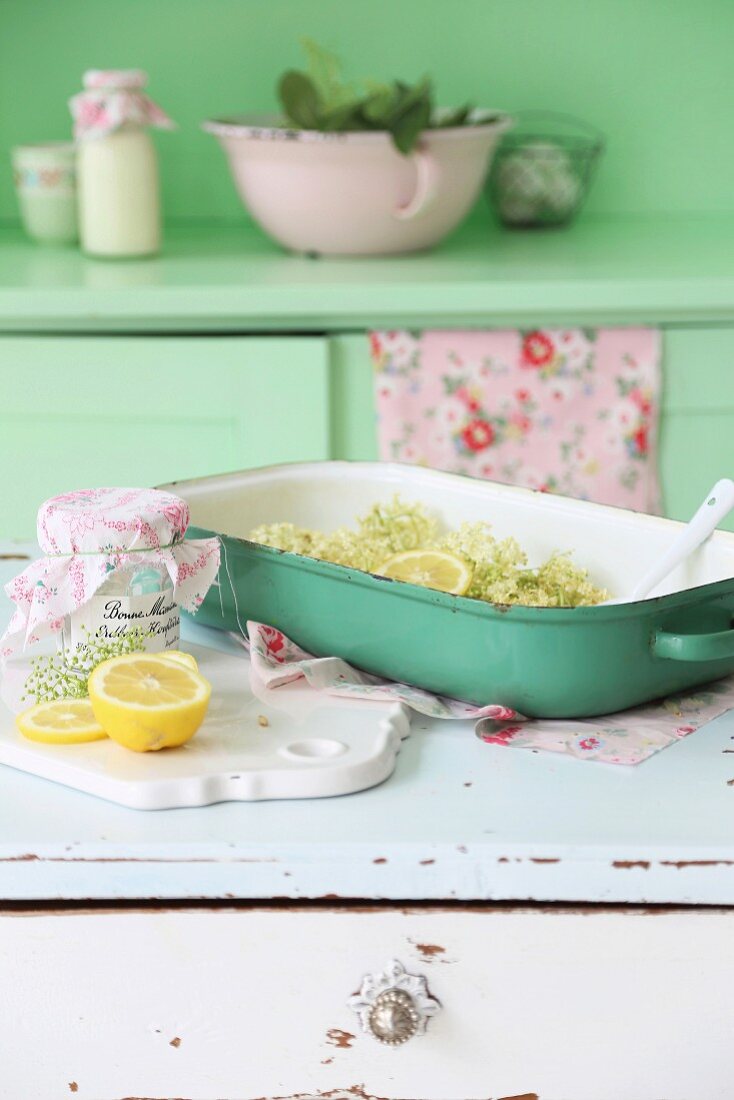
376;549;473;596
157;650;198;671
88;653;211;753
16;698;108;745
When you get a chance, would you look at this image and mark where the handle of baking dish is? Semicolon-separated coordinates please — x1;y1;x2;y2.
654;625;734;662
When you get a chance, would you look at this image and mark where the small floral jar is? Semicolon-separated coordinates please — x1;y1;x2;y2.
1;488;220;661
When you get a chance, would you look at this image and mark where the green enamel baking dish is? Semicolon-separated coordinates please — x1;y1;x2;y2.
165;462;734;718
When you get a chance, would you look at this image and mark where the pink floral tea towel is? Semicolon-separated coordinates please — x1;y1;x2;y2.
370;328;661;512
242;622;734;766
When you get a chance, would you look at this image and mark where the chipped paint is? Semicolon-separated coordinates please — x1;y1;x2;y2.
248;1087;389;1100
325;1028;356;1049
0;553;29;560
372;858;388;865
413;941;446;960
169;1036;181;1048
613;860;651;870
68;1085;78;1094
660;860;734;868
529;858;560;864
0;854;277;864
419;858;435;865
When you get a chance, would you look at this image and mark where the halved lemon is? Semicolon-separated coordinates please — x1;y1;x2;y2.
88;653;211;753
376;550;473;596
157;650;198;671
16;698;108;745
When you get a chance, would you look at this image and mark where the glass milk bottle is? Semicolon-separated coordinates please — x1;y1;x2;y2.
70;70;174;258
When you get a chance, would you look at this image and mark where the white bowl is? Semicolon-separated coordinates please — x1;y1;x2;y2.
203;113;510;256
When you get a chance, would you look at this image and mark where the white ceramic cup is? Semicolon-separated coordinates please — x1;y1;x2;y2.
12;142;78;245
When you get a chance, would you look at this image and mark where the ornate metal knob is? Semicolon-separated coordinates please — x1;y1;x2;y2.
367;988;420;1045
349;959;440;1046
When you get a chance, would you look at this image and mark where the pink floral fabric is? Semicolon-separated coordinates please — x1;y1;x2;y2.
371;328;661;512
244;621;734;766
70;70;175;140
2;488;219;655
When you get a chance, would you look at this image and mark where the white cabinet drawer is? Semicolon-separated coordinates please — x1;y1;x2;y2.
2;903;731;1100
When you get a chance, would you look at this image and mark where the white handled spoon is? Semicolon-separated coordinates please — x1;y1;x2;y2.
610;478;734;604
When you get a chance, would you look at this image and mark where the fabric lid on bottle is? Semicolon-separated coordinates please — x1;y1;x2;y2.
83;69;147;91
70;74;174;139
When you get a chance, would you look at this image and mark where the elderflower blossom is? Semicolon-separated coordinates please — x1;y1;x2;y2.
250;497;608;608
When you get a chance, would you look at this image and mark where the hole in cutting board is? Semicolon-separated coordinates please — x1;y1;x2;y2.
282;738;348;759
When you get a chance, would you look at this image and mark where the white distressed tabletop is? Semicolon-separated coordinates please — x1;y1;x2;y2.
0;544;733;905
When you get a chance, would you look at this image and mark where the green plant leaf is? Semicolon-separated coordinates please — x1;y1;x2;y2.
278;70;323;130
387;78;433;153
275;42;483;155
434;104;471;128
361;85;398;124
301;37;355;110
390;103;430;153
320;100;368;132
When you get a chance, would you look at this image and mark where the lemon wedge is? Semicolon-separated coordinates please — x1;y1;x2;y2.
88;653;211;753
16;698;108;745
376;549;473;596
157;650;198;671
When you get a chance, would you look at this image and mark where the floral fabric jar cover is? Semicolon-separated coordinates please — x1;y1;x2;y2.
1;488;220;656
371;328;661;512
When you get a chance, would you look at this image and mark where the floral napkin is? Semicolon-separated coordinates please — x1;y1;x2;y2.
241;622;734;766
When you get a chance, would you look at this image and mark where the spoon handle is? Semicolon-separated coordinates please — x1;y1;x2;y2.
629;478;734;601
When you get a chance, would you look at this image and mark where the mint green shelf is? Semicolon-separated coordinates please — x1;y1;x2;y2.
1;215;734;539
1;214;734;331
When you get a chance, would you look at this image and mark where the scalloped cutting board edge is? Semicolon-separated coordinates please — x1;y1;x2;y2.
0;643;411;809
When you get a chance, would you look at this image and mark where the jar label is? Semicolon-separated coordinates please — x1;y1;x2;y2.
68;592;180;653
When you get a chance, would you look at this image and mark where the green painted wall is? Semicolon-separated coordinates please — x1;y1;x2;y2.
1;0;733;226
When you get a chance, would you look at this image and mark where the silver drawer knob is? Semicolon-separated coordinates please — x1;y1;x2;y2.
368;988;420;1045
349;958;440;1046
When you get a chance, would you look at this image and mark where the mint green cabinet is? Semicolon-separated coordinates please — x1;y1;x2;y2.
0;336;329;538
1;312;732;540
659;329;734;529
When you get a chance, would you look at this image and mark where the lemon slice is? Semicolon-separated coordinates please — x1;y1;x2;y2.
16;698;108;745
376;549;473;596
157;650;198;671
88;653;211;753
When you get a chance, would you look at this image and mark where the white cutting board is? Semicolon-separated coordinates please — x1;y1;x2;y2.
0;644;410;810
